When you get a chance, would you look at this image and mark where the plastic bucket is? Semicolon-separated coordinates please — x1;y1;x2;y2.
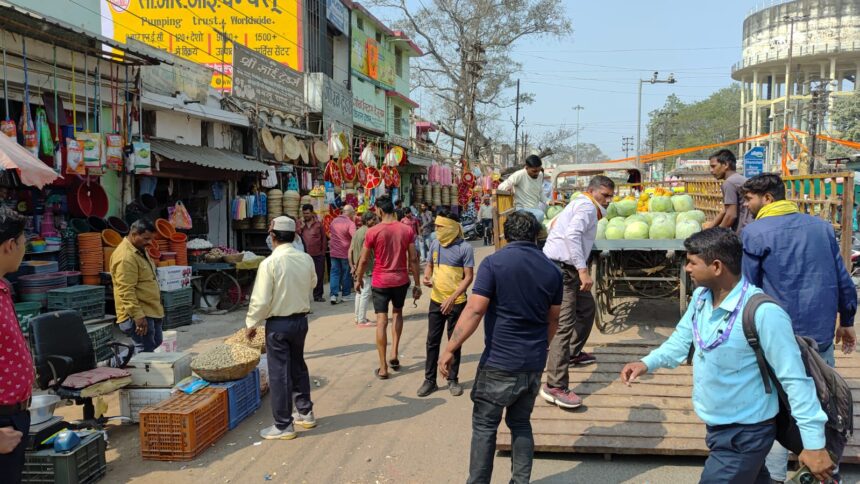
101;229;122;247
170;232;188;242
106;216;129;235
87;216;107;232
155;219;175;240
73;183;109;218
69;218;91;234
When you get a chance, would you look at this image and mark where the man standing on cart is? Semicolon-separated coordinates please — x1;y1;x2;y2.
498;154;547;222
541;176;615;409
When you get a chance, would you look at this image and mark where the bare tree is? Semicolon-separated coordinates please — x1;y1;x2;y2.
375;0;571;161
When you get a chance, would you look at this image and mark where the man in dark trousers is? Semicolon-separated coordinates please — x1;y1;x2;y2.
541;176;615;409
439;211;562;484
740;174;857;482
418;210;474;398
0;208;32;484
246;216;317;440
622;228;833;483
298;204;326;302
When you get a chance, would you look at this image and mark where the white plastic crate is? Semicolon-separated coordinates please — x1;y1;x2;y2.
119;388;173;423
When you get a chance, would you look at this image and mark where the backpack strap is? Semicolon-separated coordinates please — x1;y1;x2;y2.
742;293;779;394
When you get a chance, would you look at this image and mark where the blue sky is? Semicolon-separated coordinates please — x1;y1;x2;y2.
401;0;765;160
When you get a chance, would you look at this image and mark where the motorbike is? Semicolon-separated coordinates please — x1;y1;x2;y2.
461;214;484;241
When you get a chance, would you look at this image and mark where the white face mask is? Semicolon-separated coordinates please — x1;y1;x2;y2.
266;234;273;251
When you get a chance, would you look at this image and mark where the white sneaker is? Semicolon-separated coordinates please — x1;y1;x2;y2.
292;410;317;429
260;424;297;440
330;295;338;305
342;294;355;301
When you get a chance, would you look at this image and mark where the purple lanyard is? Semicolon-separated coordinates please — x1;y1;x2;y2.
691;281;748;352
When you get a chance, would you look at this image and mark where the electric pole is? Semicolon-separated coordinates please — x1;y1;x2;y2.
513;79;521;166
462;42;486;164
622;136;634;158
807;78;831;173
572;105;584;162
782;13;809;174
636;72;676;167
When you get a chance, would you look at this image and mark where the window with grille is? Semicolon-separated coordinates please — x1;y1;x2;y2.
393;106;403;136
357;17;364;31
375;31;382;43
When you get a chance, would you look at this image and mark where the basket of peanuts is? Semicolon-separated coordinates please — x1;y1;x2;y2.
191;343;260;382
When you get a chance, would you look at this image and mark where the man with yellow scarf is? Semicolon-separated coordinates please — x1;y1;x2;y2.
418;210;475;397
741;173;857;483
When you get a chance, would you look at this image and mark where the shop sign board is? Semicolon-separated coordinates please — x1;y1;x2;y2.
326;0;349;35
352;80;386;133
102;0;302;91
128;39;211;103
232;42;304;114
351;21;394;87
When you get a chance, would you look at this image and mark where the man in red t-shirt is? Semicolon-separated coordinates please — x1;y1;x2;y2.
0;207;34;482
355;195;422;379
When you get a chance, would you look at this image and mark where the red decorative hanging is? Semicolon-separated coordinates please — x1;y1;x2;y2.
365;166;382;189
356;161;367;186
342;157;356;182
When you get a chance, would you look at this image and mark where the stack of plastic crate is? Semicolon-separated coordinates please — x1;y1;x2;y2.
46;285;105;321
160;287;193;329
23;432;107;483
85;323;114;363
210;368;262;430
139;387;228;461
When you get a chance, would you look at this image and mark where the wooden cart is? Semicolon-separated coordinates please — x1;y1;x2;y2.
591;239;689;333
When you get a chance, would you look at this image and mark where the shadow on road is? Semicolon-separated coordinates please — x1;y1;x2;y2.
305;343;377;359
308;392;446;436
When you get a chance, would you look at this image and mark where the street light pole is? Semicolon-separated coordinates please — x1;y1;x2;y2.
781;14;808;174
572;105;584;162
636;72;676;169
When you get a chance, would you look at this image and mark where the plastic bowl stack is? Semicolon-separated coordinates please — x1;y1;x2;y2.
78;233;104;285
169;233;188;266
267;189;284;223
18;273;67;307
283;190;300;219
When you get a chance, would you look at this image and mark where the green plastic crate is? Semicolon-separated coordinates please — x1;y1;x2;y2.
23;432;107;484
161;287;193;310
14;302;41;333
45;285;104;306
86;324;113;364
162;305;192;330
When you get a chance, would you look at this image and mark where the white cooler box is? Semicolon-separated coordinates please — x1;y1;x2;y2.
126;352;192;387
119;388;173;423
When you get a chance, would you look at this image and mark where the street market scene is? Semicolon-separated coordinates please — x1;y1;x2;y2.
5;0;860;483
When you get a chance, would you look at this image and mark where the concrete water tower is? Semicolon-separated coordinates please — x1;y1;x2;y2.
732;0;860;170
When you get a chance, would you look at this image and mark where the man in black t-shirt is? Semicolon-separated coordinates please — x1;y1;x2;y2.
438;211;562;484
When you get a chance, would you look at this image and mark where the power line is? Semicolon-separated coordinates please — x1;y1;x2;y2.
515;46;740;54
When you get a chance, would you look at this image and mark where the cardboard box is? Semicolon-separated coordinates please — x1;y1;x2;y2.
157;266;192;291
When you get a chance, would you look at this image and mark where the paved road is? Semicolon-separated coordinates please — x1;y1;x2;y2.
55;242;859;483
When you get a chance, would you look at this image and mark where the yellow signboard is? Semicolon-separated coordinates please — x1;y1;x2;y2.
102;0;302;90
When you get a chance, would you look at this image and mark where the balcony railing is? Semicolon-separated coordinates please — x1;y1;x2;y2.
732;41;860;74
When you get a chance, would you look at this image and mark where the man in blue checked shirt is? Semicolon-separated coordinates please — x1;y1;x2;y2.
621;228;834;483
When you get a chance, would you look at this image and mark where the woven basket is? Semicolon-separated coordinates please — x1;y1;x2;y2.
191;344;261;382
204;254;223;263
223;254;244;264
224;328;266;354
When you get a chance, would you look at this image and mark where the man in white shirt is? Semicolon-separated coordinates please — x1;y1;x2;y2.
540;176;615;409
478;197;494;246
498;155;546;222
246;216;317;441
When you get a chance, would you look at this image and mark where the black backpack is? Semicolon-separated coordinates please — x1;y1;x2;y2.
742;293;854;459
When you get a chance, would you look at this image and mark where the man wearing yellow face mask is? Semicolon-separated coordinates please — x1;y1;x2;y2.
418;211;475;397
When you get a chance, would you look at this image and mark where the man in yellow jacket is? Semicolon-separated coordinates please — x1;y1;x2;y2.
110;219;164;353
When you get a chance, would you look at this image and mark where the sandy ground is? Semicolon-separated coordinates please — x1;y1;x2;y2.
51;242;860;484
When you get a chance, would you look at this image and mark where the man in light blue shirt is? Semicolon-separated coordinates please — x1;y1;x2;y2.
621;228;834;483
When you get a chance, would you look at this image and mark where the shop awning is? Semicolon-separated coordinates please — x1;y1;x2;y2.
408;153;434;167
0;133;59;188
151;139;269;173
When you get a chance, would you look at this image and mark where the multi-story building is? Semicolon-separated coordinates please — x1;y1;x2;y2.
732;0;860;170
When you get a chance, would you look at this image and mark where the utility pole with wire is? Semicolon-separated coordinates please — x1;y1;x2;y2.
782;13;809;174
622;136;634;158
462;42;486;164
636;72;676;168
572;105;584;162
512;79;521;166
